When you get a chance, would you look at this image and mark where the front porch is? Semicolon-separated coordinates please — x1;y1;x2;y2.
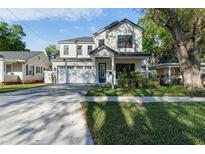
0;59;24;83
94;57;148;85
89;45;150;88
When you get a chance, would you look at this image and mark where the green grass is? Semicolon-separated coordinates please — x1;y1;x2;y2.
86;85;190;96
0;83;48;93
81;102;205;144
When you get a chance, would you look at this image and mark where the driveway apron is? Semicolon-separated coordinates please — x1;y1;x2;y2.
0;84;93;145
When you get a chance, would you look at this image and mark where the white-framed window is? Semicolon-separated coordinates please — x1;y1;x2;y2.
164;68;176;76
36;66;41;73
117;35;133;48
29;65;34;76
64;45;69;55
87;45;92;55
77;45;82;55
26;65;34;76
98;39;104;47
5;63;12;74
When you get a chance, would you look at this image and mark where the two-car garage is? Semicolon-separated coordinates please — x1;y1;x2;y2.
57;65;95;84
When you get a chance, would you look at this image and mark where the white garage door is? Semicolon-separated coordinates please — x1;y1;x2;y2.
58;66;95;84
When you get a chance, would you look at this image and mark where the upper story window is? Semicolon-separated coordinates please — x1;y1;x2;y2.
98;39;104;47
87;45;92;54
117;35;133;48
77;45;82;55
64;45;69;55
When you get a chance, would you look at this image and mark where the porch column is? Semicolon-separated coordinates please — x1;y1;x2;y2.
168;66;171;84
64;59;68;84
0;58;4;84
92;56;96;83
21;63;25;84
111;56;115;89
145;58;149;79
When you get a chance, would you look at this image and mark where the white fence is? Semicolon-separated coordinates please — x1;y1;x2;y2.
44;71;57;84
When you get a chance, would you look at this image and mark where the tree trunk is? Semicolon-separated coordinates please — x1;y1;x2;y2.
176;43;203;88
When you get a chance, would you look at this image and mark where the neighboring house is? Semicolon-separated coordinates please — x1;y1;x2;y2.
52;19;150;85
148;63;205;84
0;51;51;84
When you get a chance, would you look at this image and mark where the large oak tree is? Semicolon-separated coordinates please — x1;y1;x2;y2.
0;22;27;51
146;9;205;88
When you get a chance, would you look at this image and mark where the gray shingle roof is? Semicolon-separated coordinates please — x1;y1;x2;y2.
0;51;43;61
59;36;94;43
94;18;144;36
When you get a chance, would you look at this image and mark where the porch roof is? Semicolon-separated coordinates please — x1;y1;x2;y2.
148;62;205;70
51;57;92;62
89;45;151;57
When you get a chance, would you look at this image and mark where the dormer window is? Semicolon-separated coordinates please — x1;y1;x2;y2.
117;35;132;48
64;45;69;55
98;39;104;47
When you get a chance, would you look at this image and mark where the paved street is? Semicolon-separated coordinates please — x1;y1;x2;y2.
0;84;93;145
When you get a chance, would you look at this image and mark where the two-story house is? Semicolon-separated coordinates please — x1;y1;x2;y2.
52;19;150;85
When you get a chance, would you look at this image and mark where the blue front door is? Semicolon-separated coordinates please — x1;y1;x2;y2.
99;63;106;83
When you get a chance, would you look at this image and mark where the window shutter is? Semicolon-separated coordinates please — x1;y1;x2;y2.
26;65;28;75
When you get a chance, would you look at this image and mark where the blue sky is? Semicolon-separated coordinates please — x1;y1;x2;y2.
0;8;144;51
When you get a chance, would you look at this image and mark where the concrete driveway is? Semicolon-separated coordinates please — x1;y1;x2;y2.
0;84;93;145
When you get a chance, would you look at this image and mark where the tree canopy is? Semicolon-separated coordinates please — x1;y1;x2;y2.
0;22;27;51
45;44;59;58
138;15;178;65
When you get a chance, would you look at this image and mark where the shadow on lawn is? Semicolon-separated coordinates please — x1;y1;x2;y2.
83;101;205;145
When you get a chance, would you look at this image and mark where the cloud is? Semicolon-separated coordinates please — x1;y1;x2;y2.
0;8;103;21
59;29;69;33
90;26;97;33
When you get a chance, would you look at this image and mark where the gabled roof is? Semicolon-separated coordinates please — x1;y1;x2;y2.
0;51;43;61
58;36;94;44
89;45;150;57
94;18;144;36
89;45;118;55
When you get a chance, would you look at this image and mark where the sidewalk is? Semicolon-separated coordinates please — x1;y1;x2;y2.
85;96;205;103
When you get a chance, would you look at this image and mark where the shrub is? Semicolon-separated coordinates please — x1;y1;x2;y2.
171;76;182;85
186;88;205;97
2;80;21;85
24;80;44;84
146;77;160;88
116;72;160;88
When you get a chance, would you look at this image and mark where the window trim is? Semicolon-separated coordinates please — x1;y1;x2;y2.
87;45;93;55
117;35;133;48
63;45;69;55
5;63;13;74
77;45;82;55
98;39;104;47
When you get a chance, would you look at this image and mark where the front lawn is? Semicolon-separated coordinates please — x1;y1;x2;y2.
86;85;205;97
0;83;48;93
81;102;205;144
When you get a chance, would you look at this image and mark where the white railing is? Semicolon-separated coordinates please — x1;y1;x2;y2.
4;74;21;82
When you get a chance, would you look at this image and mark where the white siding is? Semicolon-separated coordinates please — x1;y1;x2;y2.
23;53;50;81
59;43;94;58
94;21;142;52
0;59;4;82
